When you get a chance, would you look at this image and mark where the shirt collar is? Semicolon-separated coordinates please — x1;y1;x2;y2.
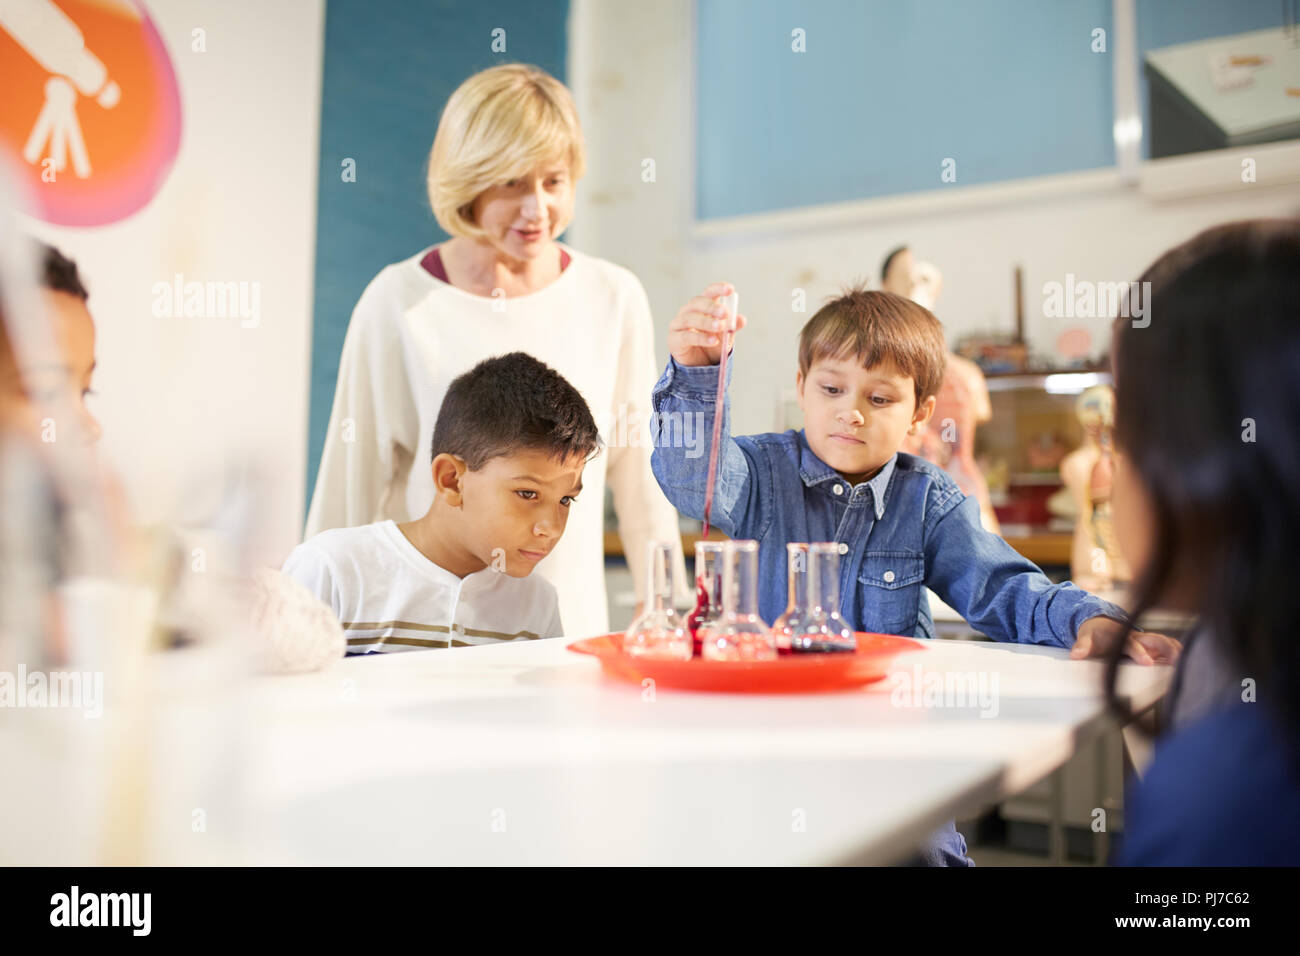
798;432;895;520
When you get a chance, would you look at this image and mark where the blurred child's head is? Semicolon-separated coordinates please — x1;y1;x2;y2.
1108;219;1300;735
880;245;914;296
881;245;943;310
427;351;600;576
0;242;100;443
796;287;945;483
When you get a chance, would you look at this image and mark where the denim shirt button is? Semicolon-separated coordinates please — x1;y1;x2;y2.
838;542;849;555
883;570;896;583
833;484;844;495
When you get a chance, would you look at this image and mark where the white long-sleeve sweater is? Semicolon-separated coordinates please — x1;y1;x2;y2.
304;243;686;637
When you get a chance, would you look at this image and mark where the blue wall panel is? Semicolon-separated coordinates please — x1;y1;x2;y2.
307;0;568;521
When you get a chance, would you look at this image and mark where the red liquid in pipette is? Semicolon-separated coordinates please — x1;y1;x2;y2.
692;295;733;658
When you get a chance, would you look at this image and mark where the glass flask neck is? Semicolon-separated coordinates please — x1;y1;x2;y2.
644;542;674;613
695;543;725;611
809;545;841;615
723;542;761;618
785;543;809;614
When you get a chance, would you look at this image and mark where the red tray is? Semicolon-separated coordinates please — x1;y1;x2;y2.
567;632;923;694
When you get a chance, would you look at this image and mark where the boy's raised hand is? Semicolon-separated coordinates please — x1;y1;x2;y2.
1069;615;1183;665
668;282;748;367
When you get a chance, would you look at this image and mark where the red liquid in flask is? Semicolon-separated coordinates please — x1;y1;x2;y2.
688;508;714;658
687;574;709;658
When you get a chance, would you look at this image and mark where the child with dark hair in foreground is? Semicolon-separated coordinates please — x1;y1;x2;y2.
1;242;101;443
1107;220;1300;865
284;352;600;652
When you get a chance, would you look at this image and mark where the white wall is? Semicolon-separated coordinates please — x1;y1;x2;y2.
21;0;324;567
570;0;1300;438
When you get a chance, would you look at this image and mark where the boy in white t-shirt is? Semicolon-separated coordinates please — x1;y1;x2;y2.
283;352;600;653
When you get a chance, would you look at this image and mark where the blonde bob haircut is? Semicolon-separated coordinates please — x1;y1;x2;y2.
428;64;587;241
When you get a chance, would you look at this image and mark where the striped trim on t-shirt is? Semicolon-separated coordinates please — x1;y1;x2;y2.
341;620;544;653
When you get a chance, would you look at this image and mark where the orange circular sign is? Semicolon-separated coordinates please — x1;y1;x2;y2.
0;0;181;226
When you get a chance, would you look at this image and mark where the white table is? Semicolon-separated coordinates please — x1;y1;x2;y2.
235;637;1171;866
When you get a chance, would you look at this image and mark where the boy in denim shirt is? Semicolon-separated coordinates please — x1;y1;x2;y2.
650;283;1181;865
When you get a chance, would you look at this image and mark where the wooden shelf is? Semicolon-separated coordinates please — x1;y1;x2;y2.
604;529;728;557
1000;531;1072;567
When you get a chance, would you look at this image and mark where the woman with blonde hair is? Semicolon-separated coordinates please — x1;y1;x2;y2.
306;64;685;637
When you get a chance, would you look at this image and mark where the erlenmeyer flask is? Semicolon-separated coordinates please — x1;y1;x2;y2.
623;541;691;660
790;542;856;653
698;540;775;661
687;539;725;658
771;542;810;655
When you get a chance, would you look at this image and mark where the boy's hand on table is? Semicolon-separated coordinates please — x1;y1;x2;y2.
1069;615;1182;665
669;282;748;367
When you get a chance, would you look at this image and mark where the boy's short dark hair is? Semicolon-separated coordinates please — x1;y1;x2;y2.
798;286;947;406
38;242;88;301
1;242;88;371
431;351;601;469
